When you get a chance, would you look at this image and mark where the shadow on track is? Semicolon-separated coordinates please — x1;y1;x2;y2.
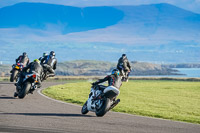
0;112;94;117
0;95;15;99
0;96;15;99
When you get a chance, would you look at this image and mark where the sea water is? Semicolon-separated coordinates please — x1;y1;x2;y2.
175;68;200;78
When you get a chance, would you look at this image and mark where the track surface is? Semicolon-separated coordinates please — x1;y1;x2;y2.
0;81;200;133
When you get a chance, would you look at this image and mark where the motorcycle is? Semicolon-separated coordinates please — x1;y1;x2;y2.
81;84;120;117
41;64;48;81
16;71;39;99
10;63;24;82
41;64;54;81
118;66;130;82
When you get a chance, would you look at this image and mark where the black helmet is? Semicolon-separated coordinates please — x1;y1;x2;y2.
111;69;120;76
43;52;47;57
23;52;27;56
122;54;126;59
50;51;55;56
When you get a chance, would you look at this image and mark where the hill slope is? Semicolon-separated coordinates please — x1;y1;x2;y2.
0;3;200;63
56;60;178;76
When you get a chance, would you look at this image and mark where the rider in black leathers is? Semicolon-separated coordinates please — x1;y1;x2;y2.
41;51;57;78
39;52;48;62
92;69;122;90
11;52;29;73
117;54;131;81
15;52;29;66
14;59;43;97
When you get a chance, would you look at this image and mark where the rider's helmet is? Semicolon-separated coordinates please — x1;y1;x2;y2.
43;52;47;57
34;59;40;63
23;52;27;56
122;54;126;57
111;69;120;76
122;54;126;59
50;51;55;56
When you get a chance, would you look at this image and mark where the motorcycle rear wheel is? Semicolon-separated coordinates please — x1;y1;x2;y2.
18;82;31;99
10;70;18;82
95;98;110;117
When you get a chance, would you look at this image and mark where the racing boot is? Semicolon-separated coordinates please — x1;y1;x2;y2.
14;86;21;97
14;92;18;97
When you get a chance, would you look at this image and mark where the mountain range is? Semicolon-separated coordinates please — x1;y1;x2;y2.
0;2;200;64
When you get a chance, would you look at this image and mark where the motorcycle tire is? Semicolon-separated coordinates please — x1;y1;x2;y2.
81;101;89;114
95;98;110;117
10;70;18;82
18;82;31;99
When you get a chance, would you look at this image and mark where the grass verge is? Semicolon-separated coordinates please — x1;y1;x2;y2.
0;77;9;81
42;80;200;124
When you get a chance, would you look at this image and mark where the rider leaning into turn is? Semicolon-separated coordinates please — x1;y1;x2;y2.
14;59;43;97
40;51;57;77
92;69;122;90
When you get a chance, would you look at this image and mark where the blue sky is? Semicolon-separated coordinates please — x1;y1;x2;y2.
0;0;200;14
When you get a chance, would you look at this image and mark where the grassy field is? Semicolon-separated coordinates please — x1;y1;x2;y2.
42;80;200;124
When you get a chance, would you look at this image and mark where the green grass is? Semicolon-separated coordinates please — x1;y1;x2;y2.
42;80;200;124
0;77;9;81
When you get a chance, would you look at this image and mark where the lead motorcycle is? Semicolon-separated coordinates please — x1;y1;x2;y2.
16;71;39;99
118;66;130;82
10;63;24;82
81;84;120;117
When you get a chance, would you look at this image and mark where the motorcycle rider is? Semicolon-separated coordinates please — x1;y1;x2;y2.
14;59;43;97
11;52;29;73
81;69;121;116
92;69;122;107
39;52;48;62
92;69;122;90
40;51;57;78
117;54;131;82
15;52;29;66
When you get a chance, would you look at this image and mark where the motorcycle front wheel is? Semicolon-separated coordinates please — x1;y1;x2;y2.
95;98;110;117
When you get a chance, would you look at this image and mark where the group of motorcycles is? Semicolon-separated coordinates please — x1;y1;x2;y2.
10;61;51;99
10;58;130;117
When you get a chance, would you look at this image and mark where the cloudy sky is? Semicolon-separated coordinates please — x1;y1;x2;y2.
0;0;200;14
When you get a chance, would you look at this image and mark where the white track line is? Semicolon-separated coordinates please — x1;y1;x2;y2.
37;88;81;108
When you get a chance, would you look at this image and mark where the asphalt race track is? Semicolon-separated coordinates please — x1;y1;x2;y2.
0;81;200;133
